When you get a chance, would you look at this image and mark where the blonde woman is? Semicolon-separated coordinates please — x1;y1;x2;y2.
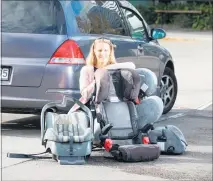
70;38;135;112
70;38;163;131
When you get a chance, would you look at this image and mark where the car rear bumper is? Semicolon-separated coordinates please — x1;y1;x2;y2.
1;86;80;114
1;85;161;114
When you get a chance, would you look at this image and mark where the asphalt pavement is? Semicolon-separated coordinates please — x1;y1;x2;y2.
1;31;212;181
1;105;212;181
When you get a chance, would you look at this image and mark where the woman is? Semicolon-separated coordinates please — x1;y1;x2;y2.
70;38;163;130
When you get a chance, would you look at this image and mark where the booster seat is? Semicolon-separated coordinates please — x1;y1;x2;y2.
90;67;161;162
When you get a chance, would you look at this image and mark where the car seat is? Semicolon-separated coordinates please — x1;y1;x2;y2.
91;67;161;161
92;67;159;146
40;96;94;165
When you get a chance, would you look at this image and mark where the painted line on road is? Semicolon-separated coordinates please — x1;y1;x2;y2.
161;37;211;42
160;101;212;122
161;37;197;42
196;101;212;110
167;113;185;119
159;112;186;122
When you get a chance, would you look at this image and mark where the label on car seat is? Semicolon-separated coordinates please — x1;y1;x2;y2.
157;142;165;151
109;96;120;102
141;83;148;92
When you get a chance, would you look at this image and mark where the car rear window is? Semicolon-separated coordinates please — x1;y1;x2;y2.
72;0;127;36
71;1;103;34
2;0;66;35
97;1;127;36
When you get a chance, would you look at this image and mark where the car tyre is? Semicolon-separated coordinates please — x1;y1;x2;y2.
160;67;178;114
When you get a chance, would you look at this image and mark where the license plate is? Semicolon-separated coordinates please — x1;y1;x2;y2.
0;67;10;81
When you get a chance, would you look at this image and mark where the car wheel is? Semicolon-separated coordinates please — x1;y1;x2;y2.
160;67;178;114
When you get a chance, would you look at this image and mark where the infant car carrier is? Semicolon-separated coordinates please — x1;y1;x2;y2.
7;96;94;165
40;96;94;165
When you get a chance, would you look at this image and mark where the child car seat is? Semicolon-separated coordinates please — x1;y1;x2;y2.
93;68;141;144
7;96;94;165
91;68;161;162
135;68;158;98
40;96;94;165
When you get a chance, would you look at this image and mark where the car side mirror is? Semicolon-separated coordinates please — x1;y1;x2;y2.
151;28;166;40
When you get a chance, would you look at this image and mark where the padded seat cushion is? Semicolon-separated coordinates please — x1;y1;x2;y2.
44;111;93;143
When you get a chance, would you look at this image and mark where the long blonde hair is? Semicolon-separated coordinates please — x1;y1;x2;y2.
86;38;117;67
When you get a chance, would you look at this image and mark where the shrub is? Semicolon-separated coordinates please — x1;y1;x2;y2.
135;2;213;30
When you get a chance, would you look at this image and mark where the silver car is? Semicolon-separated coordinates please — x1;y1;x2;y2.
1;0;177;114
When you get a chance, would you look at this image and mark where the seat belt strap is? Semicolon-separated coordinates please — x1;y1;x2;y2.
69;136;74;155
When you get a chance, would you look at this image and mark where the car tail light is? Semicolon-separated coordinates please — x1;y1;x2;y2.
48;40;85;65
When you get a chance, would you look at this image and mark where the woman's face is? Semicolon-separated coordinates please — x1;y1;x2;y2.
94;42;111;67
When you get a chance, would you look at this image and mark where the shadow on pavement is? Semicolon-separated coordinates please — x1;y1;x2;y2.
1;115;41;130
1;107;212;140
87;150;212;166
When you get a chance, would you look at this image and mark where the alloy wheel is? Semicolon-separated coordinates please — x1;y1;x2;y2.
160;75;175;110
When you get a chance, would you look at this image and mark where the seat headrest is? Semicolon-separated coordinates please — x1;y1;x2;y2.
94;68;141;103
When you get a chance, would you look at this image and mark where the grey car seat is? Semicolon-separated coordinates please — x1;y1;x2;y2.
40;96;94;165
93;67;159;145
7;96;94;165
91;68;145;145
91;67;161;161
